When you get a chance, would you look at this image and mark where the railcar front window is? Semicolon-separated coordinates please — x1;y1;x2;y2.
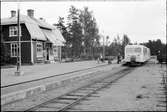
126;47;141;53
135;47;141;53
126;48;133;53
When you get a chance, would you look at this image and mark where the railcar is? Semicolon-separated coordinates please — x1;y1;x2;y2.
124;45;150;64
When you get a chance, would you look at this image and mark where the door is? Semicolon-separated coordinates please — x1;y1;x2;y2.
46;48;49;60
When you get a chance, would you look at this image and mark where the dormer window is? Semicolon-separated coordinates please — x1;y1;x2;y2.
9;26;21;37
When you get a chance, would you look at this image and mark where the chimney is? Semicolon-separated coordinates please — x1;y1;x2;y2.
39;17;45;21
11;10;16;17
27;9;34;18
39;17;43;20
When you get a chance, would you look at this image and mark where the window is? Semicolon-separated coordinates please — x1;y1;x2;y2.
126;47;141;53
53;47;58;57
36;42;43;57
126;48;133;53
37;43;42;52
9;26;21;37
11;43;19;57
143;48;147;55
134;47;141;53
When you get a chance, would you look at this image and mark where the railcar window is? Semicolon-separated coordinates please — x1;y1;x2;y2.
126;48;133;53
144;48;147;55
135;47;141;52
126;47;141;53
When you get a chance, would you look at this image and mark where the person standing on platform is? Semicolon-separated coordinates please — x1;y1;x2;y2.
117;53;121;64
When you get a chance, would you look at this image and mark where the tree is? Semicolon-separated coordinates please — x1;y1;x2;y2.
107;34;131;57
122;34;130;47
121;34;131;58
142;39;166;56
67;6;83;57
107;35;122;56
54;17;70;58
79;7;100;58
53;6;100;59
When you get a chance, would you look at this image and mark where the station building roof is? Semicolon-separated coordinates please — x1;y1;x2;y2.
1;11;65;46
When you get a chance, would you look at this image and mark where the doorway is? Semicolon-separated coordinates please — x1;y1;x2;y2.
46;48;49;60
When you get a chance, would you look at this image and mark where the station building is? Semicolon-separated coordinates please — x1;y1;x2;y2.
1;9;65;64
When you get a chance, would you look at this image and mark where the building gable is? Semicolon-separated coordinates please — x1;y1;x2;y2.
2;24;31;42
1;9;65;45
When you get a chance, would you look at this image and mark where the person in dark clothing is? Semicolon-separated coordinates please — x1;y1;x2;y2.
117;53;121;64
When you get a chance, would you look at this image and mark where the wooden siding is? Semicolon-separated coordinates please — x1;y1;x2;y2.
2;23;32;64
21;42;31;63
1;23;61;64
2;23;31;42
3;42;31;64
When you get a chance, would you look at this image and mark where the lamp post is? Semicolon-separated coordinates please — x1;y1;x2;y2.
15;1;22;76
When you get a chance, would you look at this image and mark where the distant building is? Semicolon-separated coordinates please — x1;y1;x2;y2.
1;9;65;64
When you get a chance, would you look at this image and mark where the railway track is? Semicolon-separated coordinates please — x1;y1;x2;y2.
25;67;134;111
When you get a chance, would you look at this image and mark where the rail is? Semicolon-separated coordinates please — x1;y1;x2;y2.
25;67;134;111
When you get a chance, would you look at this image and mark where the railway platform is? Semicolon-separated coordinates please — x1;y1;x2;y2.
1;60;118;105
1;60;107;87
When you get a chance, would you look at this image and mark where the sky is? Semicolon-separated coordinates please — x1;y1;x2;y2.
1;0;166;44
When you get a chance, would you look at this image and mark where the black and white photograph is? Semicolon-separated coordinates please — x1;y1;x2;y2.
1;0;166;111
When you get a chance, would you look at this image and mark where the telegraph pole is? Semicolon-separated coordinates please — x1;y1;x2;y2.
15;1;22;76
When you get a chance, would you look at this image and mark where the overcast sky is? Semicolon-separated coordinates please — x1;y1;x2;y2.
1;0;166;43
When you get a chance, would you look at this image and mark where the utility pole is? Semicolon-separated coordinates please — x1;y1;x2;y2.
103;35;105;59
106;36;109;56
81;12;86;56
15;1;22;76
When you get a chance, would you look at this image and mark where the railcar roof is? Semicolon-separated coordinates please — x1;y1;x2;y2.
125;44;147;48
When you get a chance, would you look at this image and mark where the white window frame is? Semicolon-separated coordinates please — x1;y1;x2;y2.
53;46;58;57
11;43;19;57
36;42;43;57
9;26;22;37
